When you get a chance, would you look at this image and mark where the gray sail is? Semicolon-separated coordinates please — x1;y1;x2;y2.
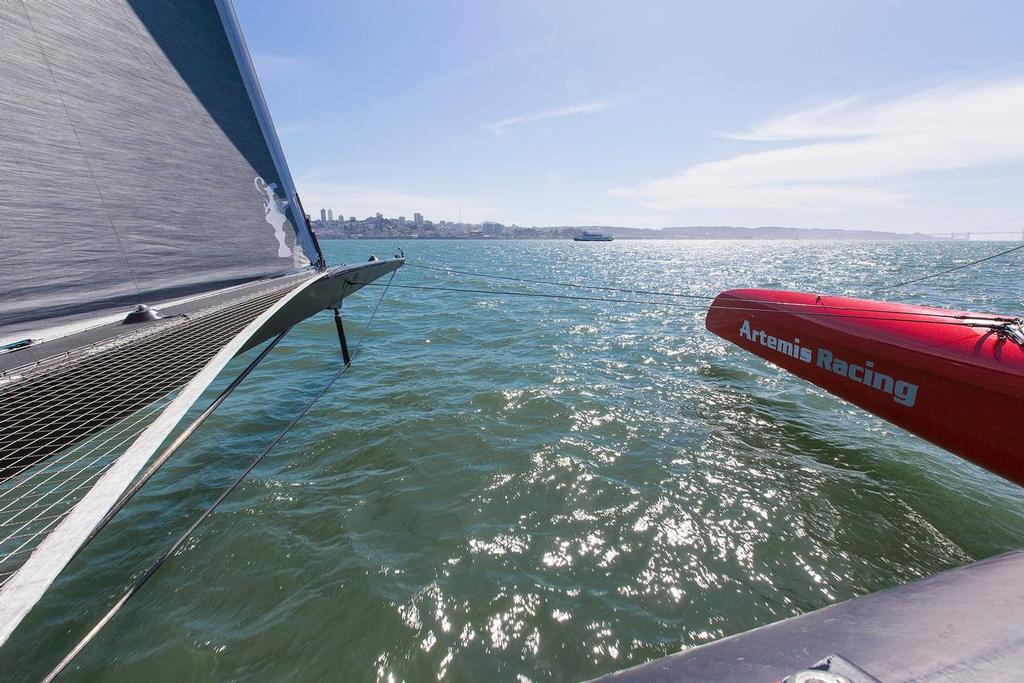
0;0;320;339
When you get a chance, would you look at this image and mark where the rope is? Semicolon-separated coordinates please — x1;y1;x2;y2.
405;261;1013;322
43;272;397;682
16;0;143;303
70;329;292;565
362;282;1003;328
872;242;1024;293
375;281;702;307
921;211;1024;237
406;261;717;300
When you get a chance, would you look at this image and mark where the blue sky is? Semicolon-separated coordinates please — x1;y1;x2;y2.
235;0;1024;234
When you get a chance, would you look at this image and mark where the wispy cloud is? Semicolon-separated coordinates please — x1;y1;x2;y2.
295;179;497;223
612;78;1024;211
483;101;611;135
420;61;500;90
404;42;551;101
276;121;310;136
252;53;316;79
400;61;500;103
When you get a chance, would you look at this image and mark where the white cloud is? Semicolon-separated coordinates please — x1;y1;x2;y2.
400;61;502;103
276;121;310;136
296;180;497;223
420;61;500;90
483;101;610;135
252;53;315;79
404;41;556;101
612;78;1024;211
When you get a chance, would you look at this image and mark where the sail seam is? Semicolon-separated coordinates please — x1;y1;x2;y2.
15;0;144;303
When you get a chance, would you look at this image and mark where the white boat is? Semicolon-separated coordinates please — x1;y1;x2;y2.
573;231;614;241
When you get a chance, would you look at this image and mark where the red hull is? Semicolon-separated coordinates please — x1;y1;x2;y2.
705;289;1024;486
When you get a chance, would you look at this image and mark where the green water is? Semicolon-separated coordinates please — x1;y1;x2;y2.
8;240;1024;681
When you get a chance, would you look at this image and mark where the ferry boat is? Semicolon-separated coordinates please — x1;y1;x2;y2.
573;231;614;241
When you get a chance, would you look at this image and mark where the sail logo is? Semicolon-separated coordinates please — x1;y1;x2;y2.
739;320;918;407
255;176;294;259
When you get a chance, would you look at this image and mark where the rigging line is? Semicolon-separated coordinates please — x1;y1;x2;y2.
976;211;1024;231
16;0;143;302
871;242;1024;294
43;272;397;683
925;230;1024;236
406;261;716;300
925;211;1024;235
404;261;1012;322
370;281;697;307
69;329;291;565
363;282;1003;328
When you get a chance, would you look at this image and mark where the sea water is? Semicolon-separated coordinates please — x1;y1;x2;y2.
9;240;1024;682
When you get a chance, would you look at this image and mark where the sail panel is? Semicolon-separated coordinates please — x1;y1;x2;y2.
0;0;318;338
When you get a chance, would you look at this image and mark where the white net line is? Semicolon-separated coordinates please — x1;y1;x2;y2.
2;317;247;469
0;284;294;476
0;401;170;524
0;398;173;588
0;279;298;591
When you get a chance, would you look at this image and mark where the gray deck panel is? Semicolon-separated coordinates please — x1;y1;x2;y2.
595;549;1024;683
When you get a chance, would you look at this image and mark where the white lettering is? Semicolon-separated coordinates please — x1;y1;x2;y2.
894;380;918;407
736;323;918;407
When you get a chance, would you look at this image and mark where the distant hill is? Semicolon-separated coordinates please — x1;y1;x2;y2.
314;217;935;241
564;225;935;240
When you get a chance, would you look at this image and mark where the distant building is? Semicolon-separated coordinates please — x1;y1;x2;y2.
337;214;343;223
320;208;327;223
414;212;423;226
327;209;334;222
399;216;406;224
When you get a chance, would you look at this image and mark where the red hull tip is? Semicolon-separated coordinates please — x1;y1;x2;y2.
705;288;1024;487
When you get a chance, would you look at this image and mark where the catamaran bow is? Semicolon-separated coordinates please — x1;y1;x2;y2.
0;0;403;659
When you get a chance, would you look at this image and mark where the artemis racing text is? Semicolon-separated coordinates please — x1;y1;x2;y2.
739;320;918;407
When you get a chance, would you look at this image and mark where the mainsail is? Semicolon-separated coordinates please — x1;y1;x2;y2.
0;0;317;339
0;0;402;653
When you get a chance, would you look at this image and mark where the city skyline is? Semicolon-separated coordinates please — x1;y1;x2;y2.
309;208;1024;241
310;207;1024;239
235;1;1024;235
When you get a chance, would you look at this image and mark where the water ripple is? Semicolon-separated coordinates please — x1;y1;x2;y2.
7;240;1024;682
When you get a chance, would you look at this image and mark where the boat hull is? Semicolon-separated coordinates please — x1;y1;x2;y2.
593;549;1024;682
705;289;1024;486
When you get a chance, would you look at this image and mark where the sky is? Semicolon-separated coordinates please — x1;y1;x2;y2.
235;0;1024;235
